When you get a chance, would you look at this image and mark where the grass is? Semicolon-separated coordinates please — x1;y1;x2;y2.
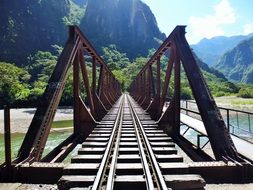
52;119;73;128
186;95;253;112
215;96;253;108
231;99;253;106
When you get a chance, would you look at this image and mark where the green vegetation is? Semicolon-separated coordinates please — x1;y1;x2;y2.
202;71;239;97
215;96;253;109
215;36;253;84
0;62;31;106
62;1;85;25
0;48;74;108
237;86;253;98
1;43;253;108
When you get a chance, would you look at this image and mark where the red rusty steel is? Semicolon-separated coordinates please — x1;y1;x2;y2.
4;105;11;177
1;25;253;186
16;26;121;163
129;25;240;161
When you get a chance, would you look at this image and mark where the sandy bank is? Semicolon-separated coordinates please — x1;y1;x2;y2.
0;107;73;134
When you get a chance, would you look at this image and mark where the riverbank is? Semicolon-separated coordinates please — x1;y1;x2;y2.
0;107;73;134
214;96;253;112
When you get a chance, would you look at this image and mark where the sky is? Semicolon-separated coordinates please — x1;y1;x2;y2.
142;0;253;44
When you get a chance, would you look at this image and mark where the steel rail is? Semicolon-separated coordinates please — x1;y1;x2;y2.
127;95;169;190
91;95;124;190
128;96;155;189
105;95;124;190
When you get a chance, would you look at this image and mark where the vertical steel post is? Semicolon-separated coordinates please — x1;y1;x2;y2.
248;114;251;132
92;57;96;94
147;66;151;101
236;112;239;130
140;74;144;102
150;66;156;98
4;105;11;169
186;100;188;115
227;109;230;133
156;57;161;116
157;57;161;99
174;56;181;135
97;65;103;96
73;54;80;134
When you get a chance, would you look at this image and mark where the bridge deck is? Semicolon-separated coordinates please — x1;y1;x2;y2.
58;94;205;190
181;113;253;161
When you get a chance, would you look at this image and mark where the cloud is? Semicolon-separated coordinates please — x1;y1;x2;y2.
187;0;236;44
243;23;253;35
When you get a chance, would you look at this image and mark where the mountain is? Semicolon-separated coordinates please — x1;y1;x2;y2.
0;0;165;66
193;53;227;80
79;0;166;59
215;37;253;84
0;0;71;66
191;34;252;66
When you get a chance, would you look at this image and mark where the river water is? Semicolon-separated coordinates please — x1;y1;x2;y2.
0;130;73;163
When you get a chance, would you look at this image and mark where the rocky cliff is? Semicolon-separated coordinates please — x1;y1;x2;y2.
0;0;70;66
80;0;165;59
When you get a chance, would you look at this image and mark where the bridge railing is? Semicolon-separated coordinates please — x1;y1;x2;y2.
181;100;253;143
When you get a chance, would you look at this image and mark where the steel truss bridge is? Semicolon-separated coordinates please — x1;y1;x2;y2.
1;26;253;190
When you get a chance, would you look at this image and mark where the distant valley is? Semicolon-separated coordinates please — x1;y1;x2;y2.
191;34;253;84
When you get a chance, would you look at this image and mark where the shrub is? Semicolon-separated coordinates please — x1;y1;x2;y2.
181;87;192;100
237;88;253;98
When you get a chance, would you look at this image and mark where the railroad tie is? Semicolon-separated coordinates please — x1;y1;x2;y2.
58;94;206;190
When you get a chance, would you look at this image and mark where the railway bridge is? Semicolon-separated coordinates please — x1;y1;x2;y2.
1;26;253;189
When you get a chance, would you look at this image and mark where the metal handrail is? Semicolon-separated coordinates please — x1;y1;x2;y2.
181;100;253;140
183;99;253;114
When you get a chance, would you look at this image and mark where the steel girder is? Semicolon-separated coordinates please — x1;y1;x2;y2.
16;26;121;164
129;26;239;161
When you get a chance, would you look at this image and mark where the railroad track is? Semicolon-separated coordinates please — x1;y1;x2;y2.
58;94;205;190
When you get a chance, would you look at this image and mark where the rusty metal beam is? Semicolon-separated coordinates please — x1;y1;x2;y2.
146;57;161;120
97;65;103;96
41;134;79;163
159;49;175;110
17;162;65;184
174;56;181;136
4;106;11;169
92;57;96;93
16;26;121;164
79;49;95;116
172;26;238;161
129;25;239;161
17;27;80;163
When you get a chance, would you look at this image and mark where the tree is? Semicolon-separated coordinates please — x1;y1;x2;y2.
123;57;148;90
102;44;130;70
0;62;31;107
27;51;57;82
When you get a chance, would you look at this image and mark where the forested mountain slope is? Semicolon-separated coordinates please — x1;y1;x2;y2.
215;37;253;84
